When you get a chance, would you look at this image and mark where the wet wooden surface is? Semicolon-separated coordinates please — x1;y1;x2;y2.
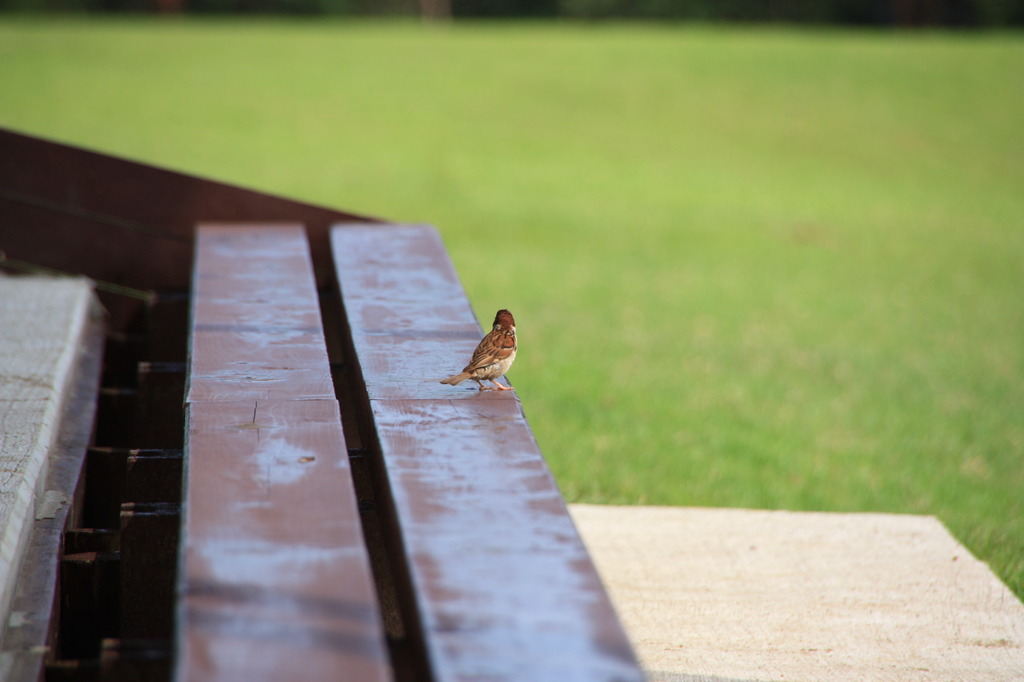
181;401;389;681
187;224;337;403
179;224;390;682
331;224;511;400
331;224;644;682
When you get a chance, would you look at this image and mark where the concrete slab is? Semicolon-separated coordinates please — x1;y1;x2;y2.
570;504;1024;682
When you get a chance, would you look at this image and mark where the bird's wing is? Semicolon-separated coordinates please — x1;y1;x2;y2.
464;330;515;372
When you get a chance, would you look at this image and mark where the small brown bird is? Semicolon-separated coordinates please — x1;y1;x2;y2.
440;309;517;391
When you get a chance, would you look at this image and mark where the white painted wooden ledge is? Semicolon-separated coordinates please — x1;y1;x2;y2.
0;276;101;629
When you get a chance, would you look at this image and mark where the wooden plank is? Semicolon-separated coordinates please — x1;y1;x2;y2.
126;449;183;504
180;224;389;681
137;362;186;449
81;448;128;530
0;127;381;331
57;551;121;660
187;224;337;403
0;526;62;680
95;387;139;448
330;224;498;401
0;277;101;634
120;502;179;639
371;400;643;682
146;291;190;363
330;224;644;682
180;400;389;682
100;639;171;681
0;289;104;680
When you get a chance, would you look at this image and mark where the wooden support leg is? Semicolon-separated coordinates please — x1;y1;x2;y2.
119;502;179;640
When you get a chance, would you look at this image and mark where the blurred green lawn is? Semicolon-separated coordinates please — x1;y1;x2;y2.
2;19;1022;597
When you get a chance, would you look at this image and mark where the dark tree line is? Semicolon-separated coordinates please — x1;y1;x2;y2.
2;0;1022;25
455;0;1018;26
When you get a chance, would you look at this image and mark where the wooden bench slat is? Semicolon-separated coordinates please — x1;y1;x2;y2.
331;224;645;682
179;224;390;682
372;399;643;681
187;224;336;403
328;224;502;400
181;400;389;681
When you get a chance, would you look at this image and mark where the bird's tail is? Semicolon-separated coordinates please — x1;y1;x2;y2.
440;372;471;386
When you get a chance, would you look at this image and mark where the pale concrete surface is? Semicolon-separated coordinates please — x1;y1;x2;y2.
0;276;98;628
570;504;1024;682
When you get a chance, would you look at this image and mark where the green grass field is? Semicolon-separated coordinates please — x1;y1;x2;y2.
2;19;1022;597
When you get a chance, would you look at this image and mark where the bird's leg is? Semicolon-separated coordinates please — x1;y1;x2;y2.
473;379;488;391
490;380;512;391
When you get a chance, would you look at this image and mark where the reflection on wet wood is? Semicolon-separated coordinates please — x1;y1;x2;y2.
181;400;389;681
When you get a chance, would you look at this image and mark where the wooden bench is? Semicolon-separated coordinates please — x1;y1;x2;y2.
177;222;643;681
1;129;644;681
